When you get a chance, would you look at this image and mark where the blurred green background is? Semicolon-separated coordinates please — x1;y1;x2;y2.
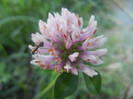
0;0;133;99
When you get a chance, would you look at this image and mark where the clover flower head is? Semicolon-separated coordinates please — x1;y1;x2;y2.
29;8;107;77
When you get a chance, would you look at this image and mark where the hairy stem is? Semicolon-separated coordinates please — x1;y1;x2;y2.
34;73;59;99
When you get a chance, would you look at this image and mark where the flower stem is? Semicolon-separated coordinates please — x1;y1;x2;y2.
34;73;59;99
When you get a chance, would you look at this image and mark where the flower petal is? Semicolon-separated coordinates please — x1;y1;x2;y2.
80;15;97;41
82;48;108;57
31;32;50;48
65;36;72;49
78;61;98;77
69;52;79;62
71;25;81;43
31;54;57;69
80;54;104;65
64;60;72;72
80;35;107;50
90;59;104;65
89;15;95;26
38;20;47;35
71;64;78;75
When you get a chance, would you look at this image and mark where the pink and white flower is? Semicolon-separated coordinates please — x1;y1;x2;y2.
29;8;107;77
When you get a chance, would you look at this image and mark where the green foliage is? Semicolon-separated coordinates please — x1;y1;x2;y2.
54;72;78;99
0;63;11;83
83;71;102;95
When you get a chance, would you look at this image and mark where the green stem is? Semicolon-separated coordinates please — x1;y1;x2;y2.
34;74;59;99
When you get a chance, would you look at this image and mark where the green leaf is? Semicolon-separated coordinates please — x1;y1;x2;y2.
83;71;102;95
0;62;5;73
54;72;78;99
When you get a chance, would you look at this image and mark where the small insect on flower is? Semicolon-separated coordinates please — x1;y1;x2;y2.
29;8;107;77
31;42;44;54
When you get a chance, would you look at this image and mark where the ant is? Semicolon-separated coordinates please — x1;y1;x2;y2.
32;42;44;54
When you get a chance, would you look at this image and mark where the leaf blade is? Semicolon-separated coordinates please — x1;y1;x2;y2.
83;71;102;95
54;72;78;99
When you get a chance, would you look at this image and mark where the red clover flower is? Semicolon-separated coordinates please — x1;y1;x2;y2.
29;8;107;77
